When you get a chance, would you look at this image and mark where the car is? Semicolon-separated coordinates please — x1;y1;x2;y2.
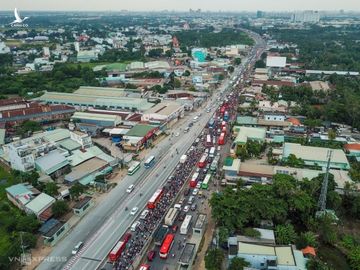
188;195;195;204
193;116;199;122
183;205;190;212
131;221;141;232
126;184;135;193
196;168;200;173
174;203;182;211
72;242;84;255
188;122;194;127
140;209;149;220
191;204;197;211
178;198;185;205
184;189;190;196
130;206;139;216
192;188;199;196
196;182;202;189
184;127;190;133
174;132;180;137
203;168;208;174
198;190;204;198
147;250;156;261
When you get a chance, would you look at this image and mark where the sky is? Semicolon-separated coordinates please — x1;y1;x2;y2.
1;0;359;12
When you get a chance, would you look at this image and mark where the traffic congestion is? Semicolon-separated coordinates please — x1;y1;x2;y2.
103;42;263;270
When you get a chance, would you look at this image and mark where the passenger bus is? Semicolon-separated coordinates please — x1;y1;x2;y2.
159;233;175;259
108;240;126;262
147;188;163;209
144;156;155;169
209;147;216;158
201;174;212;189
189;172;199;188
218;133;225;145
180;214;192;235
210;156;219;172
206;134;212;147
197;153;208;168
128;161;140;175
164;208;179;226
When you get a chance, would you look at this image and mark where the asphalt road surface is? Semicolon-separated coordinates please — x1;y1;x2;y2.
37;31;265;270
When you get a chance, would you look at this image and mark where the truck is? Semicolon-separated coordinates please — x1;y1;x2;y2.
164;208;179;226
180;155;187;164
154;225;169;246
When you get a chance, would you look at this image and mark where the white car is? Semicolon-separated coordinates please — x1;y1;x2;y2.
130;207;139;216
183;205;190;212
192;188;199;196
72;242;84;255
174;132;180;137
196;182;202;189
126;184;135;193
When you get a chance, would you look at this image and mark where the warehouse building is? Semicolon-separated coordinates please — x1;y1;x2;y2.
37;91;154;112
71;112;122;127
282;143;350;170
141;101;184;126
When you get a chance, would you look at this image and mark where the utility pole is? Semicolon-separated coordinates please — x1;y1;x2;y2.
317;150;332;213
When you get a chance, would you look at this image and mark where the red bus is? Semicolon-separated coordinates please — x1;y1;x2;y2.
197;153;208;168
147;188;163;209
220;106;226;116
159;233;175;259
206;134;212;147
218;132;225;145
189;172;199;188
109;240;126;262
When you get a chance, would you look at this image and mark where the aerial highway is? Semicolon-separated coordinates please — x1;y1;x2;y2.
36;30;265;270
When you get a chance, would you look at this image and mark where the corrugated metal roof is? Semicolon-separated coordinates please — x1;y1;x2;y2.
25;193;55;214
35;150;69;175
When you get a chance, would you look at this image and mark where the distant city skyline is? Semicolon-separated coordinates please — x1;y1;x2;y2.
1;0;359;12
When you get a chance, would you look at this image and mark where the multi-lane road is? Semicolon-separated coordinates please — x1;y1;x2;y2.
37;30;265;270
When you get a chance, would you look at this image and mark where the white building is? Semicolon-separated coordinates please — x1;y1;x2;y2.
235;242;306;270
266;56;287;68
264;113;285;122
292;10;320;23
141;101;184;125
70;131;92;149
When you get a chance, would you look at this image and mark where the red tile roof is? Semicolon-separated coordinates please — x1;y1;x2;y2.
287;117;301;126
1;104;74;119
344;144;360;151
301;246;316;257
0;97;26;107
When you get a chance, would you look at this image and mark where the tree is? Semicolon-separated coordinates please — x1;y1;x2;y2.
205;248;224;270
16;214;40;233
307;258;333;270
227;66;235;73
174;78;181;88
317;214;337;245
243;227;261;238
348;246;360;270
183;70;191;76
189;86;196;92
52;200;69;218
218;227;229;247
228;257;249;270
69;183;85;200
44;182;59;197
255;60;266;68
275;224;297;245
296;231;318;249
328;129;336;141
234;58;241;65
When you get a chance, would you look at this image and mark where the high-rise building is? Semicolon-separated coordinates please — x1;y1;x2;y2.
292;10;320;23
256;10;264;18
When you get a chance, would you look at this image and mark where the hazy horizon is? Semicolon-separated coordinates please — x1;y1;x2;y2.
1;0;360;12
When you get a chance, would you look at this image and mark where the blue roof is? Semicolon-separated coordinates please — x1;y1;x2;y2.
5;183;31;197
39;218;59;234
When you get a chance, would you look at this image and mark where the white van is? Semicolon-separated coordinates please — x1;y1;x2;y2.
131;221;141;232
